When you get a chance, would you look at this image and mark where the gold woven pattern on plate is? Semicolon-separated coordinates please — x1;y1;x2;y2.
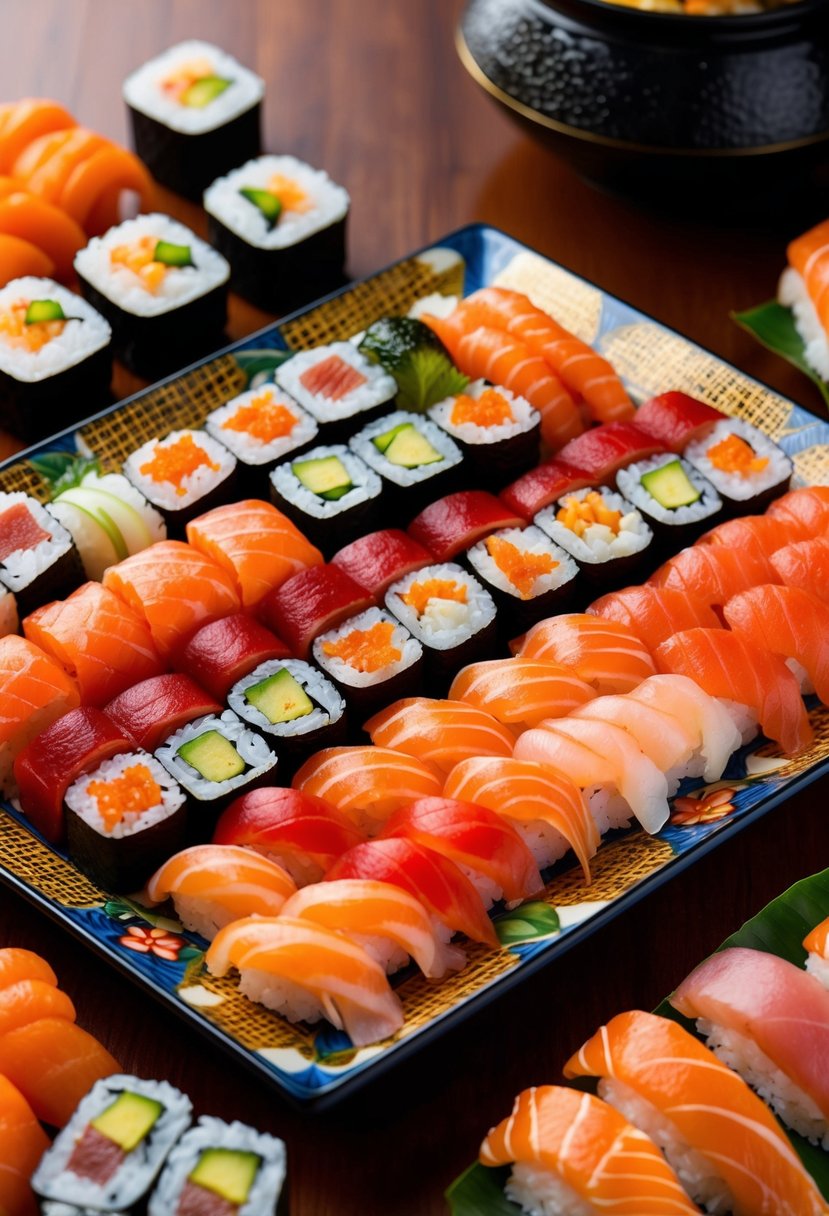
493;251;604;343
78;354;248;473
279;251;466;350
0;813;102;907
184;968;317;1055
793;445;829;486
546;833;674;906
397;940;520;1036
749;704;829;779
0;459;47;501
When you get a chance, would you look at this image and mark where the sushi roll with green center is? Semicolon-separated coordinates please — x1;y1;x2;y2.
466;525;580;634
0;491;82;616
205;384;318;497
349;409;463;519
124;429;237;537
313;606;423;722
616;453;722;550
275;343;396;443
683;417;793;513
269;443;382;557
428;380;540;485
534;486;653;588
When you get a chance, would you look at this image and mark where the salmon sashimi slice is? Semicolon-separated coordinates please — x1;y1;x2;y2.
364;697;515;774
656;627;813;755
23;581;164;707
380;796;542;905
0;948;57;990
0;979;75;1037
206;916;403;1048
103;541;241;659
145;844;298;938
57;143;153;233
571;693;699;787
697;514;803;562
0;98;75;174
480;1085;701;1215
627;674;742;783
587;584;722;654
787;219;829;336
514;613;656;694
459;288;634;423
648;544;781;612
0;231;54;283
299;353;367;399
672;946;829;1145
0;1074;49;1216
0;1017;120;1128
0;635;79;795
772;537;829;602
19;128;106;202
449;657;596;730
281;878;464;979
767;485;829;537
327;838;498;948
444;755;598;882
514;718;670;835
186;499;323;609
724;583;829;703
292;746;443;835
0;191;87;281
565;1010;829;1216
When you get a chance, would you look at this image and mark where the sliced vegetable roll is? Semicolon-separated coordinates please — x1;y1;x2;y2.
616;453;722;550
269;443;382;557
349;409;463;519
0;491;82;617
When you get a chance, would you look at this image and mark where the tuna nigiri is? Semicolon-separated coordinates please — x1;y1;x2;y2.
634;391;723;453
448;657;596;730
648;544;781;611
0;1075;49;1216
0;635;79;795
724;583;829;702
771;537;829;603
103;673;221;754
0;1017;120;1128
292;746;443;835
364;697;515;774
513;614;656;694
586;584;722;653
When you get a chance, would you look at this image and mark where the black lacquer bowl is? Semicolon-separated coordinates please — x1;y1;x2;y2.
458;0;829;210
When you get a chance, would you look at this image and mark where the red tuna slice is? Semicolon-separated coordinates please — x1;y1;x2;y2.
13;708;131;843
408;491;525;562
331;529;432;597
556;422;664;485
103;673;221;753
634;392;723;452
177;613;291;701
258;564;375;659
499;458;594;521
0;502;49;561
299;353;367;399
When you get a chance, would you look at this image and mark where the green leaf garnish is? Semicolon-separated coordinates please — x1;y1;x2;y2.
495;901;561;946
50;455;100;499
393;347;469;413
27;452;99;495
732;300;829;408
446;1165;519;1216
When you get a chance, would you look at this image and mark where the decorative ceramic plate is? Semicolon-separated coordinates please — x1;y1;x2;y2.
1;224;828;1108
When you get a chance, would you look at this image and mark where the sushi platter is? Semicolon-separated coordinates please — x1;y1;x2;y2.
2;222;829;1109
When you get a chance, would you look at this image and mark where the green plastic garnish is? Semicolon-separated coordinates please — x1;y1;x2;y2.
42;454;101;499
733;299;829;409
239;187;283;227
153;240;194;268
180;75;232;108
359;316;469;413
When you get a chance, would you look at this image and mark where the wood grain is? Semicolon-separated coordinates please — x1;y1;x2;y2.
1;2;828;1213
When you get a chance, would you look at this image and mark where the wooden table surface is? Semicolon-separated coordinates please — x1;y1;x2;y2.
1;2;828;1212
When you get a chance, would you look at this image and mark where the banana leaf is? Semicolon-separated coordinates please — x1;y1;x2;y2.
732;300;829;408
447;868;829;1213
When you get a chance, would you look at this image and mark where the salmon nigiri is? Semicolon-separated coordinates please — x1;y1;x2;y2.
570;692;699;790
448;657;596;730
697;514;804;562
0;1017;120;1127
656;628;813;755
767;485;829;537
444;756;599;881
0;947;57;990
0;1075;49;1216
513;614;656;694
292;746;442;835
0;978;75;1037
364;697;515;774
479;1085;700;1216
0;635;79;795
805;916;829;990
587;584;722;653
771;537;829;603
648;544;781;610
206;916;403;1048
627;674;742;783
565;1010;829;1216
724;584;829;703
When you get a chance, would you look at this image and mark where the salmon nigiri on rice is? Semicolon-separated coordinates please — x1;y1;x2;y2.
804;917;829;990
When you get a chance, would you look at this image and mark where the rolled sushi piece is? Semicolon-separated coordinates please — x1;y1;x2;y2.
365;696;515;774
177;613;291;702
0;635;80;797
534;487;654;589
384;562;497;689
0;583;18;637
104;673;222;754
123;430;237;538
32;1074;192;1211
408;490;525;563
466;524;580;635
804;917;829;990
204;383;319;497
499;457;594;522
155;710;278;840
0;491;83;617
74;214;230;377
123;41;264;200
269;443;383;558
513;614;657;695
312;606;424;722
331;528;432;598
258;562;374;660
616;453;722;551
275;343;397;444
205;153;350;310
49;468;166;582
683;417;792;514
428;379;541;486
0;277;112;442
64;751;187;892
634;390;724;453
349;409;463;520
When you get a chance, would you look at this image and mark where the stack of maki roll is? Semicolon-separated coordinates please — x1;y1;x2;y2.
0;491;83;617
349;409;463;519
124;429;237;537
275;342;397;443
269;444;382;556
204;384;318;497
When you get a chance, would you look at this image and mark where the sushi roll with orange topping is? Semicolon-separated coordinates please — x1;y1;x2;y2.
683;417;792;514
428;379;541;485
204;383;319;497
466;524;580;635
123;430;237;537
534;486;653;589
312;606;424;722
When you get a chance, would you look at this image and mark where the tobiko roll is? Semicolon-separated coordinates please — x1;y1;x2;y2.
124;429;237;537
104;673;222;754
466;524;580;635
123;41;264;200
204;383;318;497
269;444;382;557
349;409;463;519
312;606;424;721
534;487;653;588
275;343;396;443
428;380;540;485
74;214;230;377
331;528;432;597
205;154;349;310
616;453;722;550
228;658;347;772
683;416;792;513
177;614;291;702
0;491;82;616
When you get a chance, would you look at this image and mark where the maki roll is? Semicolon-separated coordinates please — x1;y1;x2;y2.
466;525;580;635
0;277;111;443
204;154;350;310
428;380;540;486
64;752;187;892
204;384;318;497
534;487;654;589
349;410;463;520
384;563;497;688
49;468;166;582
0;491;82;617
275;343;396;443
124;430;237;537
74;214;230;377
148;1118;287;1216
228;658;347;776
683;417;792;514
33;1075;191;1210
312;606;424;723
269;444;382;557
123;41;264;200
155;710;278;839
616;453;722;551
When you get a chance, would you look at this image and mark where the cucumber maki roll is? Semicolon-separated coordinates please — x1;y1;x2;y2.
0;491;83;617
205;384;318;497
683;417;793;515
616;453;722;552
429;380;541;486
123;42;264;201
124;429;237;538
534;486;654;590
349;409;463;521
269;444;382;558
466;525;580;636
275;343;396;444
204;154;349;311
33;1075;192;1210
313;606;424;725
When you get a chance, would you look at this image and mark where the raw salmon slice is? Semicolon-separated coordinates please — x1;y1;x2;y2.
449;657;596;729
292;746;442;835
772;537;829;601
299;353;367;399
724;583;829;703
364;696;515;774
514;613;656;694
587;583;722;653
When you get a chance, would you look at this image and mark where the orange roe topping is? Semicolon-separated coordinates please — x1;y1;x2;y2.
160;56;215;101
111;235;169;293
139;433;220;496
450;388;514;428
0;301;65;352
222;394;298;443
486;536;557;600
399;578;468;617
267;173;311;213
322;620;401;672
556;491;622;538
87;763;162;832
707;433;769;477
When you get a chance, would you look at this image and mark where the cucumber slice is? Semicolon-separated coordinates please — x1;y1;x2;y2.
63;486;153;555
47;500;119;582
153;240;194;268
292;455;353;501
180;75;232;108
640;459;701;510
383;425;442;469
246;669;314;724
239;187;282;226
178;731;245;782
54;490;128;562
372;422;409;454
25;299;66;325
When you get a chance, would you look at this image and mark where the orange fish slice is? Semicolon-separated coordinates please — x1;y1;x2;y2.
787;219;829;337
648;544;781;611
514;613;655;694
0;1074;49;1216
0;231;54;284
767;485;829;537
0;98;75;174
292;746;443;835
0;947;57;990
0;979;75;1037
587;584;722;654
449;656;596;730
724;583;829;703
0;635;79;794
0;191;86;281
772;537;829;602
364;696;515;774
0;1017;120;1128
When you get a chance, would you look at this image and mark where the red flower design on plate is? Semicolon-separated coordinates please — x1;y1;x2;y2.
119;925;185;961
670;786;739;827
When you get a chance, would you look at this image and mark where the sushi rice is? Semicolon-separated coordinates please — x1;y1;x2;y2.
350;409;463;487
0;278;110;381
466;526;577;600
270;444;382;520
276;343;396;424
156;710;276;798
125;429;236;512
428;379;540;445
64;753;185;841
0;492;74;594
149;1117;286;1216
313;606;422;689
205;384;318;465
123;41;265;135
229;658;345;736
684;417;793;503
507;1163;594;1216
535;487;652;564
385;563;497;650
616;454;722;526
779;266;829;380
